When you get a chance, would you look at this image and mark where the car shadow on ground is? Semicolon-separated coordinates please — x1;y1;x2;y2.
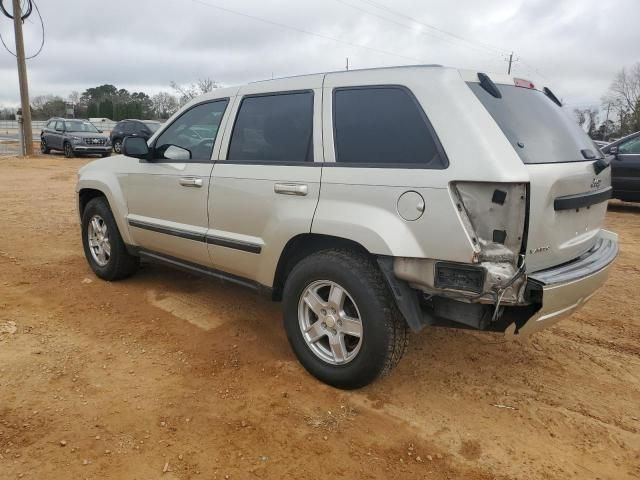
607;200;640;213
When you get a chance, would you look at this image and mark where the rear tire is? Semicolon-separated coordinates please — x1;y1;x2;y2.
283;249;408;389
63;141;74;158
81;197;139;281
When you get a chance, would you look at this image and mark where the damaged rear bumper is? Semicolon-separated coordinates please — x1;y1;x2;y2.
509;230;618;335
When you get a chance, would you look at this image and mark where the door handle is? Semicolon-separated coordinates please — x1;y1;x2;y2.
274;183;308;196
179;177;203;187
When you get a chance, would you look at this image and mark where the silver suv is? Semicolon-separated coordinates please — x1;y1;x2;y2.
41;118;112;158
76;66;618;388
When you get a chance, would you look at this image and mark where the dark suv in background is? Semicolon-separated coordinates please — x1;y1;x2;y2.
110;119;161;153
601;131;640;202
41;118;112;158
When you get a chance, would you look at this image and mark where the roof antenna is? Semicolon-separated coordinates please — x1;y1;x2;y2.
346;57;349;71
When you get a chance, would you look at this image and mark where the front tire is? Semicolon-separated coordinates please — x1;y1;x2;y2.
63;141;74;158
81;197;139;281
101;152;111;158
40;138;50;154
113;139;122;154
283;249;408;389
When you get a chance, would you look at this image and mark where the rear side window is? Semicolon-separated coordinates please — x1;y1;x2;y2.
228;92;313;162
468;82;602;164
333;86;446;167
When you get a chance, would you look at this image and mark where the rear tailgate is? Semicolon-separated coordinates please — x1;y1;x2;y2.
467;77;611;272
525;161;610;271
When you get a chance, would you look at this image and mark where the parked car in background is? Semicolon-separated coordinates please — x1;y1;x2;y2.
110;120;162;153
601;131;640;202
41;118;111;158
76;66;618;388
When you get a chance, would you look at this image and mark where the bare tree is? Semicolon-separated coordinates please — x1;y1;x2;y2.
68;91;80;105
151;92;179;119
170;78;221;106
602;62;640;136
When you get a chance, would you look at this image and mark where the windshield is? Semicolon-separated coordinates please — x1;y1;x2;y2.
144;122;161;133
64;120;99;133
468;82;602;163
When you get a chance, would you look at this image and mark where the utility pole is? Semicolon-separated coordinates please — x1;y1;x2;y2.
12;0;33;155
602;103;611;141
346;57;349;71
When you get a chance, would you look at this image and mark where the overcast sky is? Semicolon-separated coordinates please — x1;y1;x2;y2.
0;0;638;111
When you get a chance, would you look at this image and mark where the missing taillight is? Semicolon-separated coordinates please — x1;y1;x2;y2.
451;182;528;264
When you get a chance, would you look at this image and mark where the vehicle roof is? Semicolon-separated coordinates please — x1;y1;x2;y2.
191;64;532;105
48;117;90;121
118;119;161;123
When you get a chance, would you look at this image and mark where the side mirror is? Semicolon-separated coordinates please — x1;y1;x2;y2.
122;136;150;159
164;145;191;161
97;129;103;133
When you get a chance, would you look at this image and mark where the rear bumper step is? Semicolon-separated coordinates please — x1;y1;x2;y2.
511;230;618;335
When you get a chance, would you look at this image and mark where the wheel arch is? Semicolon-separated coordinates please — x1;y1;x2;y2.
77;178;133;245
271;233;372;301
78;188;107;218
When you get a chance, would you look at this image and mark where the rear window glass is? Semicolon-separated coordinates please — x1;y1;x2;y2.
468;82;601;164
333;87;446;167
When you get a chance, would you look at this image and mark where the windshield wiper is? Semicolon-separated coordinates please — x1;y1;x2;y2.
478;72;502;99
543;87;562;107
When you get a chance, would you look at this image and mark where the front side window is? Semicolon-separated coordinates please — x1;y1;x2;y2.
228;92;314;162
47;120;56;129
64;120;99;133
55;121;64;131
333;86;446;167
154;100;228;161
619;136;640;154
144;121;161;133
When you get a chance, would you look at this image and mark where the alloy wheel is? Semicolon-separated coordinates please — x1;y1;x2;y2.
87;215;111;267
297;280;364;365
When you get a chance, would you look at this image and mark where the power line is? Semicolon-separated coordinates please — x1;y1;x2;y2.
356;0;510;55
333;0;504;60
187;0;427;64
0;0;45;59
352;0;556;84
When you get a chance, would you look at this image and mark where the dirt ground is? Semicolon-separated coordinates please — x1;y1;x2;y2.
1;155;639;480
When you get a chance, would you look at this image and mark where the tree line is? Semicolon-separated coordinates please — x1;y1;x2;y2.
573;62;639;141
0;78;219;121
